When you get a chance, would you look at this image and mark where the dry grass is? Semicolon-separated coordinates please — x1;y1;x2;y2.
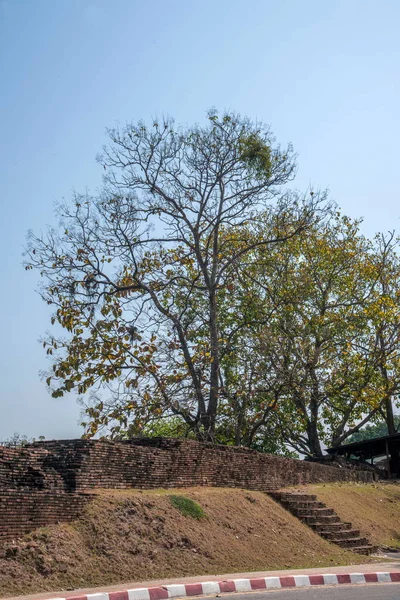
293;482;400;550
0;487;359;598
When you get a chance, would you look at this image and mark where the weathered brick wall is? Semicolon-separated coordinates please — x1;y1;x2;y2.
0;437;373;541
0;490;91;541
0;446;65;490
32;438;373;491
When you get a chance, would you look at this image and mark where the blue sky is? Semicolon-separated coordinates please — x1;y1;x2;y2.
0;0;399;440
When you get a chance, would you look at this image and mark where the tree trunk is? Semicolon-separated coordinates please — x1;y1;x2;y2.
385;395;400;477
206;289;220;440
385;395;396;435
307;420;323;457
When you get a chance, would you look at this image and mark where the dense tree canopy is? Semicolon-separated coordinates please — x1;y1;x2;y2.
226;213;390;455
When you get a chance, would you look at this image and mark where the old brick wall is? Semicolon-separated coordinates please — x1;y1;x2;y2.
0;444;94;541
0;490;91;541
0;445;65;490
32;438;373;492
0;437;373;541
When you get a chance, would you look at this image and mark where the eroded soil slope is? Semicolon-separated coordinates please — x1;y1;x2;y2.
0;487;357;597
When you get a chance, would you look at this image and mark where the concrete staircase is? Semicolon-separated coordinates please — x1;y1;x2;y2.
270;491;376;555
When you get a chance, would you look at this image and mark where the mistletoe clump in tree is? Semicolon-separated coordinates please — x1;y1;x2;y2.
26;110;321;441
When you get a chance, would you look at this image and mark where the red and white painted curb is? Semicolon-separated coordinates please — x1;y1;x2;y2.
48;572;400;600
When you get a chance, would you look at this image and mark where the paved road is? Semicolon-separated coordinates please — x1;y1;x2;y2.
197;584;400;599
381;552;400;560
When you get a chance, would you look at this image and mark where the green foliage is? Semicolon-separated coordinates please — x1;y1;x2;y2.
142;417;196;439
141;417;294;456
238;133;272;178
347;417;400;443
218;208;400;456
249;436;299;458
169;495;206;519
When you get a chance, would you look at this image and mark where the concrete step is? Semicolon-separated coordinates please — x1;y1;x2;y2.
269;491;375;556
272;492;318;502
282;500;326;510
292;507;335;517
302;514;341;524
352;545;377;555
311;522;349;533
320;529;361;541
330;536;370;548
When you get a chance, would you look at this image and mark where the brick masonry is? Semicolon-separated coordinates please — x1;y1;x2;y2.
0;437;374;541
0;489;92;541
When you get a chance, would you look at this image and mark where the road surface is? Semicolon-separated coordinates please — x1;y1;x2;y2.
197;584;400;599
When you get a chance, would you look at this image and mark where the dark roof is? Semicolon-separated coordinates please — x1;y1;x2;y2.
326;432;400;460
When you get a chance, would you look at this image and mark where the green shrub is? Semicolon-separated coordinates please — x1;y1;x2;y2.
169;495;206;519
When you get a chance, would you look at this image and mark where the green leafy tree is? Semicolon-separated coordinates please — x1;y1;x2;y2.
356;233;400;436
347;417;400;443
226;210;385;456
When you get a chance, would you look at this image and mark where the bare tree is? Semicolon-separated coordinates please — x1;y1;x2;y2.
26;110;320;441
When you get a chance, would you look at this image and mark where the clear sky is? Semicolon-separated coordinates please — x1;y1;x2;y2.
1;0;399;440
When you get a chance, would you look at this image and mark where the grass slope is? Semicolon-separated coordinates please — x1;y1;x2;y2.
0;487;358;598
302;482;400;550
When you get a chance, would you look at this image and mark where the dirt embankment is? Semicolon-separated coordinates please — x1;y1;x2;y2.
302;482;400;550
0;487;358;598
